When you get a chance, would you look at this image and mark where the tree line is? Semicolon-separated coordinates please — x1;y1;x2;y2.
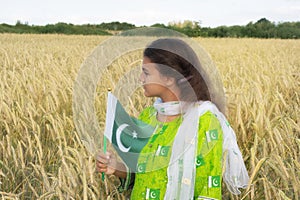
1;18;299;39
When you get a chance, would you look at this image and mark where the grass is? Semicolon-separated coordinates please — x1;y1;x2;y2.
0;34;299;199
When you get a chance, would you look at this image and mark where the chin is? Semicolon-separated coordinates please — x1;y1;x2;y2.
143;91;153;98
143;92;150;97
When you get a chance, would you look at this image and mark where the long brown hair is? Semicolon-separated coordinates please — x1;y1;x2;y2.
143;38;211;102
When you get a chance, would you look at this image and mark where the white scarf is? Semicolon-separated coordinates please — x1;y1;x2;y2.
153;99;249;199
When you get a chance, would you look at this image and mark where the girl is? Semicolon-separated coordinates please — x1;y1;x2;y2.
97;38;248;199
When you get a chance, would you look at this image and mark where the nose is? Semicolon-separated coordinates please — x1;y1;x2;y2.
139;72;144;84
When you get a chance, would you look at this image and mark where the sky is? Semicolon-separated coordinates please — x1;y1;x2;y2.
1;0;300;27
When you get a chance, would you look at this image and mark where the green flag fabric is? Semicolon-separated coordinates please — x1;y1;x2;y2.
208;175;221;188
146;188;160;200
206;129;218;142
104;92;155;171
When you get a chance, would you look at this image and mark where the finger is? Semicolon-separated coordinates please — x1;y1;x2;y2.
105;151;112;157
97;152;110;162
97;159;108;165
97;153;107;161
97;161;108;168
97;156;110;164
96;167;107;173
96;163;107;172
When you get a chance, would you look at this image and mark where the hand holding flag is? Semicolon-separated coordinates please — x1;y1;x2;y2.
104;91;155;172
96;152;117;176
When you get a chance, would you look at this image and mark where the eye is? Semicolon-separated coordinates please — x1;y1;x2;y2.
142;67;149;76
144;71;149;76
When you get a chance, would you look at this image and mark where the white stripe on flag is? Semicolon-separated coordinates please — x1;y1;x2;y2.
156;145;162;156
104;92;117;142
206;131;211;143
208;176;212;188
146;188;150;199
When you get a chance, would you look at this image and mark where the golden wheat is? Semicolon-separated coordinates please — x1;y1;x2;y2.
0;34;299;199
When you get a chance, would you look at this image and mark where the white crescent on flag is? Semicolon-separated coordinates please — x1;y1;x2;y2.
211;131;217;140
195;157;202;167
213;178;219;187
212;178;220;187
150;191;157;199
161;148;167;156
116;123;131;152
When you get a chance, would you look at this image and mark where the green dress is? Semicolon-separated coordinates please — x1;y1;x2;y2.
124;106;223;200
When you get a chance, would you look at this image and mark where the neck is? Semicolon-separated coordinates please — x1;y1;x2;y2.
155;99;182;122
159;91;180;103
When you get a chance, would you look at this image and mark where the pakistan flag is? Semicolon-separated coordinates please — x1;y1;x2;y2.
104;92;155;171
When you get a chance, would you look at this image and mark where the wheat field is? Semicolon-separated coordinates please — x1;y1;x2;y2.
0;33;299;199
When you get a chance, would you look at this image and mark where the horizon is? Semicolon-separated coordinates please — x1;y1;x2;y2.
1;0;300;28
2;17;299;29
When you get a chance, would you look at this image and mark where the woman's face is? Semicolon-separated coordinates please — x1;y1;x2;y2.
139;57;169;98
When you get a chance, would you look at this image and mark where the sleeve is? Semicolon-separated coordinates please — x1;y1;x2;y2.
194;111;223;200
118;166;135;193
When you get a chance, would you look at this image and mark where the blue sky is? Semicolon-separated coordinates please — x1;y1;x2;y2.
1;0;300;27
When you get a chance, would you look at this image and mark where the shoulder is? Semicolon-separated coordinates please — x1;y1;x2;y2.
197;101;220;120
198;110;218;127
199;110;214;119
196;103;223;154
197;101;222;130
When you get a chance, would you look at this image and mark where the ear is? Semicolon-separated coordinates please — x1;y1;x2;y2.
164;76;176;87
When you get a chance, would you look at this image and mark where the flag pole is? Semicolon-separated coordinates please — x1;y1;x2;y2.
102;88;111;182
102;138;106;181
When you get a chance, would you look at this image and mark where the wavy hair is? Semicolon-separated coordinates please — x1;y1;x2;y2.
143;38;211;102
